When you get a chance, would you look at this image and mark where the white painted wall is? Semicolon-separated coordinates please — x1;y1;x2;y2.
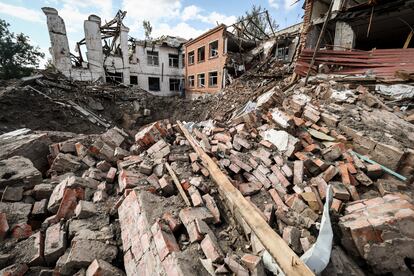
129;45;184;96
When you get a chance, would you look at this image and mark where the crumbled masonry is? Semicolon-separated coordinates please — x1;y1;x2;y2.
1;0;414;275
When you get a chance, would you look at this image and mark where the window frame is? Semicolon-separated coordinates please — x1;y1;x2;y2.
209;40;219;58
197;73;205;88
188;51;195;65
168;54;179;68
188;75;195;88
197;46;205;63
208;71;218;87
169;78;180;92
147;50;159;66
148;77;160;92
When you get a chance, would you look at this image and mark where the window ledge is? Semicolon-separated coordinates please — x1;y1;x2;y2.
198;61;205;64
209;55;219;60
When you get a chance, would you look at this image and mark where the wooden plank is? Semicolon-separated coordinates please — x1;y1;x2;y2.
165;162;192;207
177;121;314;276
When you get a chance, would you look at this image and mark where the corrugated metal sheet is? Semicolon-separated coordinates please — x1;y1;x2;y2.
295;48;414;81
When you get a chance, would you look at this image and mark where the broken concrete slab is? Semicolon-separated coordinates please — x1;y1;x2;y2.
0;156;42;189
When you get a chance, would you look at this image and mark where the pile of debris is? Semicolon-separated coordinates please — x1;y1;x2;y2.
0;70;209;135
1;65;413;275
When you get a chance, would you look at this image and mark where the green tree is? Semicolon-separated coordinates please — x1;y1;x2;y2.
143;20;153;41
236;5;278;40
0;19;44;80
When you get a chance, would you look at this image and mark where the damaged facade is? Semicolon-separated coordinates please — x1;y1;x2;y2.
296;0;414;79
43;8;186;96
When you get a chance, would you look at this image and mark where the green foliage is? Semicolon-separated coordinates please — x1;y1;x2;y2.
143;20;153;41
0;19;44;80
237;5;278;40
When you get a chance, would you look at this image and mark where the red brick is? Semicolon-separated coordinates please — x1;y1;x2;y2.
251;169;271;189
229;163;241;174
159;176;175;196
238;182;262;196
188;186;203;207
53;187;84;222
201;234;223;263
11;223;32;240
185;220;203;243
332;183;350;201
151;221;180;261
270;166;291;188
339;164;351;186
106;167;117;183
86;259;125;276
202;194;221;224
294;152;309;161
268;189;288;210
304;144;319;153
0;213;9;240
320;165;338;182
162;212;182;233
366;164;383;179
293;160;304;186
331;198;343;213
311;177;328;200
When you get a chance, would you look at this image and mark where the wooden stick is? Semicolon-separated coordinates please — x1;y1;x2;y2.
177;121;314;276
404;31;413;49
165;162;191;207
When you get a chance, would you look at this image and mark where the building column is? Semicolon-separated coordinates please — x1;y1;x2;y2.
334;21;355;50
120;25;130;85
84;15;105;82
42;7;72;74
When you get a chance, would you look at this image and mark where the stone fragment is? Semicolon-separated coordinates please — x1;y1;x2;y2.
33;183;54;200
12;231;44;266
56;240;117;275
2;186;23;201
50;153;81;173
32;199;48;216
0;264;29;275
75;200;97;219
0;156;42;189
44;222;66;265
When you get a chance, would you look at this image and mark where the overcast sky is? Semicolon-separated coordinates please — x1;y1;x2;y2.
0;0;304;67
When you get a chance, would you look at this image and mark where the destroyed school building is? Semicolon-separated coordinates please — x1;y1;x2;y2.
43;7;301;98
1;1;414;276
43;8;186;96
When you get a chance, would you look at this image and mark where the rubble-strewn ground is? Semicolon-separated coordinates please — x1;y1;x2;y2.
0;58;414;276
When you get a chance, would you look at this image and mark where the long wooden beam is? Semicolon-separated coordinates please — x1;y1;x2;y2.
177;121;314;276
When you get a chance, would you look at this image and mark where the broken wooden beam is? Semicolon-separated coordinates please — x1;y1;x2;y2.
177;121;314;276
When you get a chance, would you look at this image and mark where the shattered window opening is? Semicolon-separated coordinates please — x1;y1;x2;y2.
130;75;138;85
188;51;195;65
181;53;185;68
169;54;179;68
147;51;159;66
169;78;180;92
188;75;195;87
209;40;219;58
148;77;160;91
209;71;218;87
197;73;205;88
197;46;205;63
